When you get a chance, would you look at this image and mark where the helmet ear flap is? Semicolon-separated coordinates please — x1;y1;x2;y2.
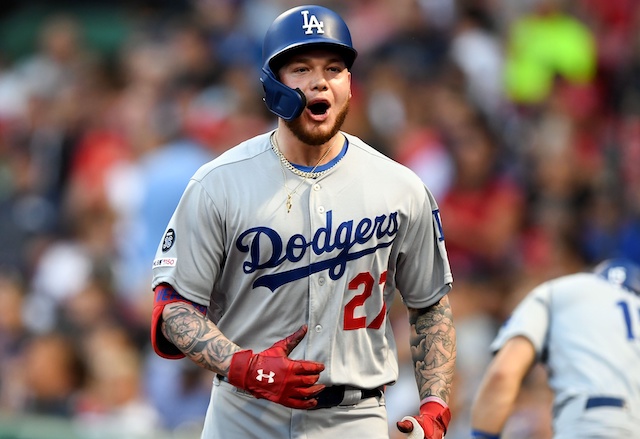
260;67;306;121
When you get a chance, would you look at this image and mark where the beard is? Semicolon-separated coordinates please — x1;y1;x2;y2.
285;99;350;146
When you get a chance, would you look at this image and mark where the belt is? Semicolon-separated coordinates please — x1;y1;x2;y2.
216;375;383;409
585;397;626;410
313;385;384;409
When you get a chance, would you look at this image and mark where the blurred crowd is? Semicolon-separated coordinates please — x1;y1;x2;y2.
0;0;639;438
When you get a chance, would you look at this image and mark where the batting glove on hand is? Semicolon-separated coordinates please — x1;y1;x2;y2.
396;397;451;439
227;325;325;409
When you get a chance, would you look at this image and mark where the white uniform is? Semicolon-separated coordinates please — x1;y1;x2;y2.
491;273;640;439
151;131;452;438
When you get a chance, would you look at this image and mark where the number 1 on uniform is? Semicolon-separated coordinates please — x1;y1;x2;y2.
617;300;640;340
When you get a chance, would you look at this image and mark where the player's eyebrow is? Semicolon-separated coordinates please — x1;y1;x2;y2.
288;54;345;65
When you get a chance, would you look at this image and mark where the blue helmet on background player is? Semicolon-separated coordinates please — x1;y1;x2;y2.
593;258;640;295
261;5;357;121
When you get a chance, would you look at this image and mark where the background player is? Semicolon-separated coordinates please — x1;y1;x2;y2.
470;258;640;439
150;5;456;439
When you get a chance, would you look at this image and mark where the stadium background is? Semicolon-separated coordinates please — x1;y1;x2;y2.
0;0;638;438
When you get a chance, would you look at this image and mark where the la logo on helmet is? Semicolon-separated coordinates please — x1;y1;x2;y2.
301;10;324;34
607;267;628;286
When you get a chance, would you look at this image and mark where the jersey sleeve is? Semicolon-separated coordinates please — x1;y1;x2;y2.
151;284;208;359
491;283;552;359
151;178;223;306
396;184;453;308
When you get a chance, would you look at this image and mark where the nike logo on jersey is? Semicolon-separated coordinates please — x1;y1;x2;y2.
236;210;398;292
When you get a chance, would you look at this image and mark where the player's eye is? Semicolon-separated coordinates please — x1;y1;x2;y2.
288;64;308;73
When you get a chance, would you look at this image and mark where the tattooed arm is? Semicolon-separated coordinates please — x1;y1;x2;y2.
161;297;325;410
161;301;240;376
408;294;456;403
395;294;456;437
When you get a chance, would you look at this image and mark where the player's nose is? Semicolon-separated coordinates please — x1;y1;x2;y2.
309;73;329;91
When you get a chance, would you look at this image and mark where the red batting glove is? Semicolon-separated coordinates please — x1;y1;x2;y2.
227;325;325;409
396;397;451;439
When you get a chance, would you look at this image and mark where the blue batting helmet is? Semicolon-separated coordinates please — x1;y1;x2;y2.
593;258;640;295
260;5;357;120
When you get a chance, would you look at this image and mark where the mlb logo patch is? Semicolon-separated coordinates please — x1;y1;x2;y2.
153;258;177;268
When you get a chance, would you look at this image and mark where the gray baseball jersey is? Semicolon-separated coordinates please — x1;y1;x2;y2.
152;130;452;390
491;272;640;438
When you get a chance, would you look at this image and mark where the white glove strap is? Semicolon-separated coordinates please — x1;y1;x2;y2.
399;416;425;439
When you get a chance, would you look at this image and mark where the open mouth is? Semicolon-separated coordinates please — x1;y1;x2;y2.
307;101;330;115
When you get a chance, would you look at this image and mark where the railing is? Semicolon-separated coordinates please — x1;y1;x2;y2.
0;413;201;439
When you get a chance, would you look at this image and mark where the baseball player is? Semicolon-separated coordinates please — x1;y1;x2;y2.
470;258;640;439
150;5;456;439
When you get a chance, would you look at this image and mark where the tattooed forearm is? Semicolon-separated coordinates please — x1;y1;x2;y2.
162;302;240;375
408;294;456;403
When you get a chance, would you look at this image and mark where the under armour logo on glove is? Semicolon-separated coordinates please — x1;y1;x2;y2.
227;325;326;409
256;369;276;383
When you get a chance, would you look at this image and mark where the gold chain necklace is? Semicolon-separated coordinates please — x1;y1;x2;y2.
271;133;333;179
271;132;333;213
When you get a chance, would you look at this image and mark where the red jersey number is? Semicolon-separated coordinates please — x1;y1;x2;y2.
344;271;387;330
